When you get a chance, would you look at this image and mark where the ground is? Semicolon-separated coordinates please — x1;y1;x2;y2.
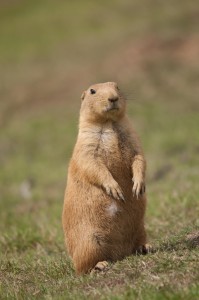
0;1;199;299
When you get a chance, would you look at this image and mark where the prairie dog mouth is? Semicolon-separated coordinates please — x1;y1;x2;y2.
105;104;119;112
104;107;119;113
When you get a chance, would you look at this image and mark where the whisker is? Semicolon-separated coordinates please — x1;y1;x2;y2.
123;94;145;107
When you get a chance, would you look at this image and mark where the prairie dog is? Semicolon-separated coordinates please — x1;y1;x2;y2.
62;82;148;274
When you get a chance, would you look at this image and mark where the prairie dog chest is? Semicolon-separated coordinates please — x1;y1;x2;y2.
80;124;120;156
101;126;119;151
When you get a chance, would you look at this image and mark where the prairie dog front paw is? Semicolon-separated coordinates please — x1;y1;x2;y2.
103;180;125;201
132;177;145;198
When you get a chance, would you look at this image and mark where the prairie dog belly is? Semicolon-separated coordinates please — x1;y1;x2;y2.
66;176;139;242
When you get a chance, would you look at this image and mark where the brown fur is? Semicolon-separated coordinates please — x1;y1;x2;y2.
62;82;148;274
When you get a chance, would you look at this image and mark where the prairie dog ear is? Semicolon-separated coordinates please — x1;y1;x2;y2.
81;91;86;101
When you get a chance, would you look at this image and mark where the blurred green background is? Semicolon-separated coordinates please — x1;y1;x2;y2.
0;0;199;299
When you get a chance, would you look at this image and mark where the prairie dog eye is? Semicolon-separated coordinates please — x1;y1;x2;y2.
90;89;96;95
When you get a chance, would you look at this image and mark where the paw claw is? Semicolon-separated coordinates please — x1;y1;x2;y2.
103;181;125;202
136;244;154;254
91;261;109;273
132;178;145;199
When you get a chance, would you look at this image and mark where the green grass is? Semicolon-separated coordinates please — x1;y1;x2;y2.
0;0;199;299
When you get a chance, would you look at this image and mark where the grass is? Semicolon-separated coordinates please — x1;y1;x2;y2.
0;0;199;299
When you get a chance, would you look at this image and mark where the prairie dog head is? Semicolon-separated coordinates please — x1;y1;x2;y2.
80;82;126;123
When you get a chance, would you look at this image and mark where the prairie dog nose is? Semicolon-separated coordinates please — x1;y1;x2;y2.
108;94;118;103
